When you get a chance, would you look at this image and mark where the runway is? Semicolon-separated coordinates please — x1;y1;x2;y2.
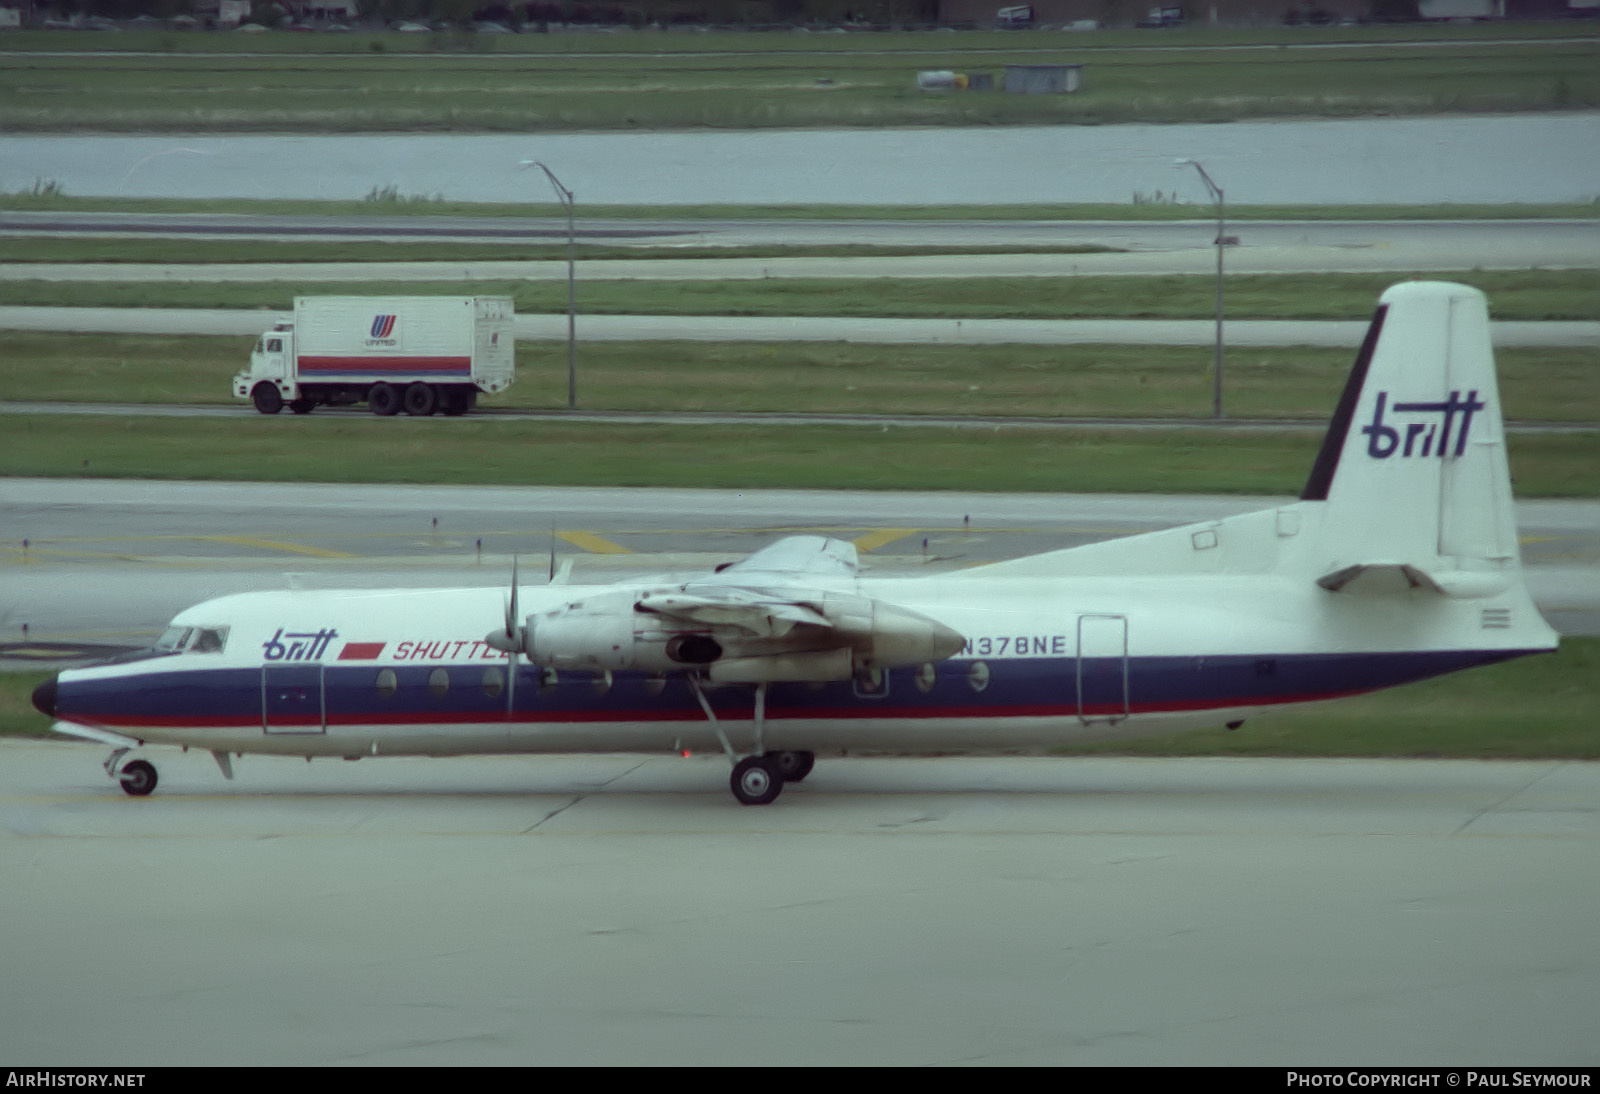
1;740;1595;1065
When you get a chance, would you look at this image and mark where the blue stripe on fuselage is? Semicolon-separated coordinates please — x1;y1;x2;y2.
57;648;1540;730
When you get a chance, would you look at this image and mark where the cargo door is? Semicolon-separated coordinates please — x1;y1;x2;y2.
1076;614;1128;725
262;664;326;735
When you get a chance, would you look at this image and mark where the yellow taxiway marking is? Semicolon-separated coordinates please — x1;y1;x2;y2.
556;530;632;555
200;536;354;559
852;528;920;553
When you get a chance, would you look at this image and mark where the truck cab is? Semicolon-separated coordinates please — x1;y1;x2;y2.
233;322;303;415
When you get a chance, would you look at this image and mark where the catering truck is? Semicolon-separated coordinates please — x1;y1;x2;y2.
234;296;516;416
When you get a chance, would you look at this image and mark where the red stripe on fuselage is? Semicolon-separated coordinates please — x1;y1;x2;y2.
338;642;387;660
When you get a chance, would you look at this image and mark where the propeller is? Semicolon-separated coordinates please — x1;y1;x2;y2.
485;555;523;654
482;555;524;714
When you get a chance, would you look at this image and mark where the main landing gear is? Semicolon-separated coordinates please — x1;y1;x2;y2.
730;750;816;806
689;678;815;806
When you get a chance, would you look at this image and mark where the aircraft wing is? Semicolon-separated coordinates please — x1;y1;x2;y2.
635;590;831;638
712;534;859;579
511;535;964;679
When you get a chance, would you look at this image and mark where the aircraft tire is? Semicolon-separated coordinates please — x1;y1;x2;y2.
771;750;815;782
368;383;400;417
119;759;158;797
251;383;283;415
731;756;783;806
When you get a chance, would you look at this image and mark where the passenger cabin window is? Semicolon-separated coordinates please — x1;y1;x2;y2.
266;338;283;354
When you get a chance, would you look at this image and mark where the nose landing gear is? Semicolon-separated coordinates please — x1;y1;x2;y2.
103;747;158;797
118;759;158;797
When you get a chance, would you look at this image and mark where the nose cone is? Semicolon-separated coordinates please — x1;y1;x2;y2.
31;674;58;718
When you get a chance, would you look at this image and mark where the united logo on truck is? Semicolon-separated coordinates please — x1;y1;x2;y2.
370;315;397;339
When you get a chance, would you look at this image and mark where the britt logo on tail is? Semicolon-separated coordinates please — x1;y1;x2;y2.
1362;390;1487;459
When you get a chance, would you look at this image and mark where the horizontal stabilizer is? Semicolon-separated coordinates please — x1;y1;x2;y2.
1316;563;1512;598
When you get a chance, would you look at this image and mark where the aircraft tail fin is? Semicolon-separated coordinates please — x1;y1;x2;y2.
964;280;1550;636
1298;280;1520;590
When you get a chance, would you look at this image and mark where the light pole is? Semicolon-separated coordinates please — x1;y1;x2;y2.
1176;158;1229;419
520;159;576;410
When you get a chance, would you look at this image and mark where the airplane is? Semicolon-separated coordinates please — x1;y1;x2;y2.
31;281;1559;805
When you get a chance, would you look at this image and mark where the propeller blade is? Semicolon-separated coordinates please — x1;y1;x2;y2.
486;555;523;654
509;554;520;640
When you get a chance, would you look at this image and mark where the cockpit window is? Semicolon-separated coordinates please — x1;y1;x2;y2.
155;626;192;652
191;627;228;653
154;625;228;654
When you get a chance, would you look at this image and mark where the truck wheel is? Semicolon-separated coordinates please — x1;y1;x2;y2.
289;399;314;415
403;383;437;417
251;383;283;415
368;383;400;417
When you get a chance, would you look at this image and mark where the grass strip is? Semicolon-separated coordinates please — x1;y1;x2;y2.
5;640;1594;758
4;23;1597;56
6;23;1593;56
4;270;1598;320
0;238;1123;264
1;414;1593;496
3;333;1595;425
2;34;1595;131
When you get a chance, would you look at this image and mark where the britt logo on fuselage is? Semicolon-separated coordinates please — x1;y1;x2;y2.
262;628;338;662
1361;390;1486;460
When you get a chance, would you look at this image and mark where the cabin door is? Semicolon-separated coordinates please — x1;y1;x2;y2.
1076;614;1129;725
262;664;326;735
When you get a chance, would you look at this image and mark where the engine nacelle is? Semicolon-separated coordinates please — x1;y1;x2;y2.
498;587;964;681
822;596;966;669
525;606;634;671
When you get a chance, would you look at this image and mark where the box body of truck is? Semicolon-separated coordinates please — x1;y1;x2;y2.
234;296;515;416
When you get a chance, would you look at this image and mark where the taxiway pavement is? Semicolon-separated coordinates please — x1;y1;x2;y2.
1;741;1595;1065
